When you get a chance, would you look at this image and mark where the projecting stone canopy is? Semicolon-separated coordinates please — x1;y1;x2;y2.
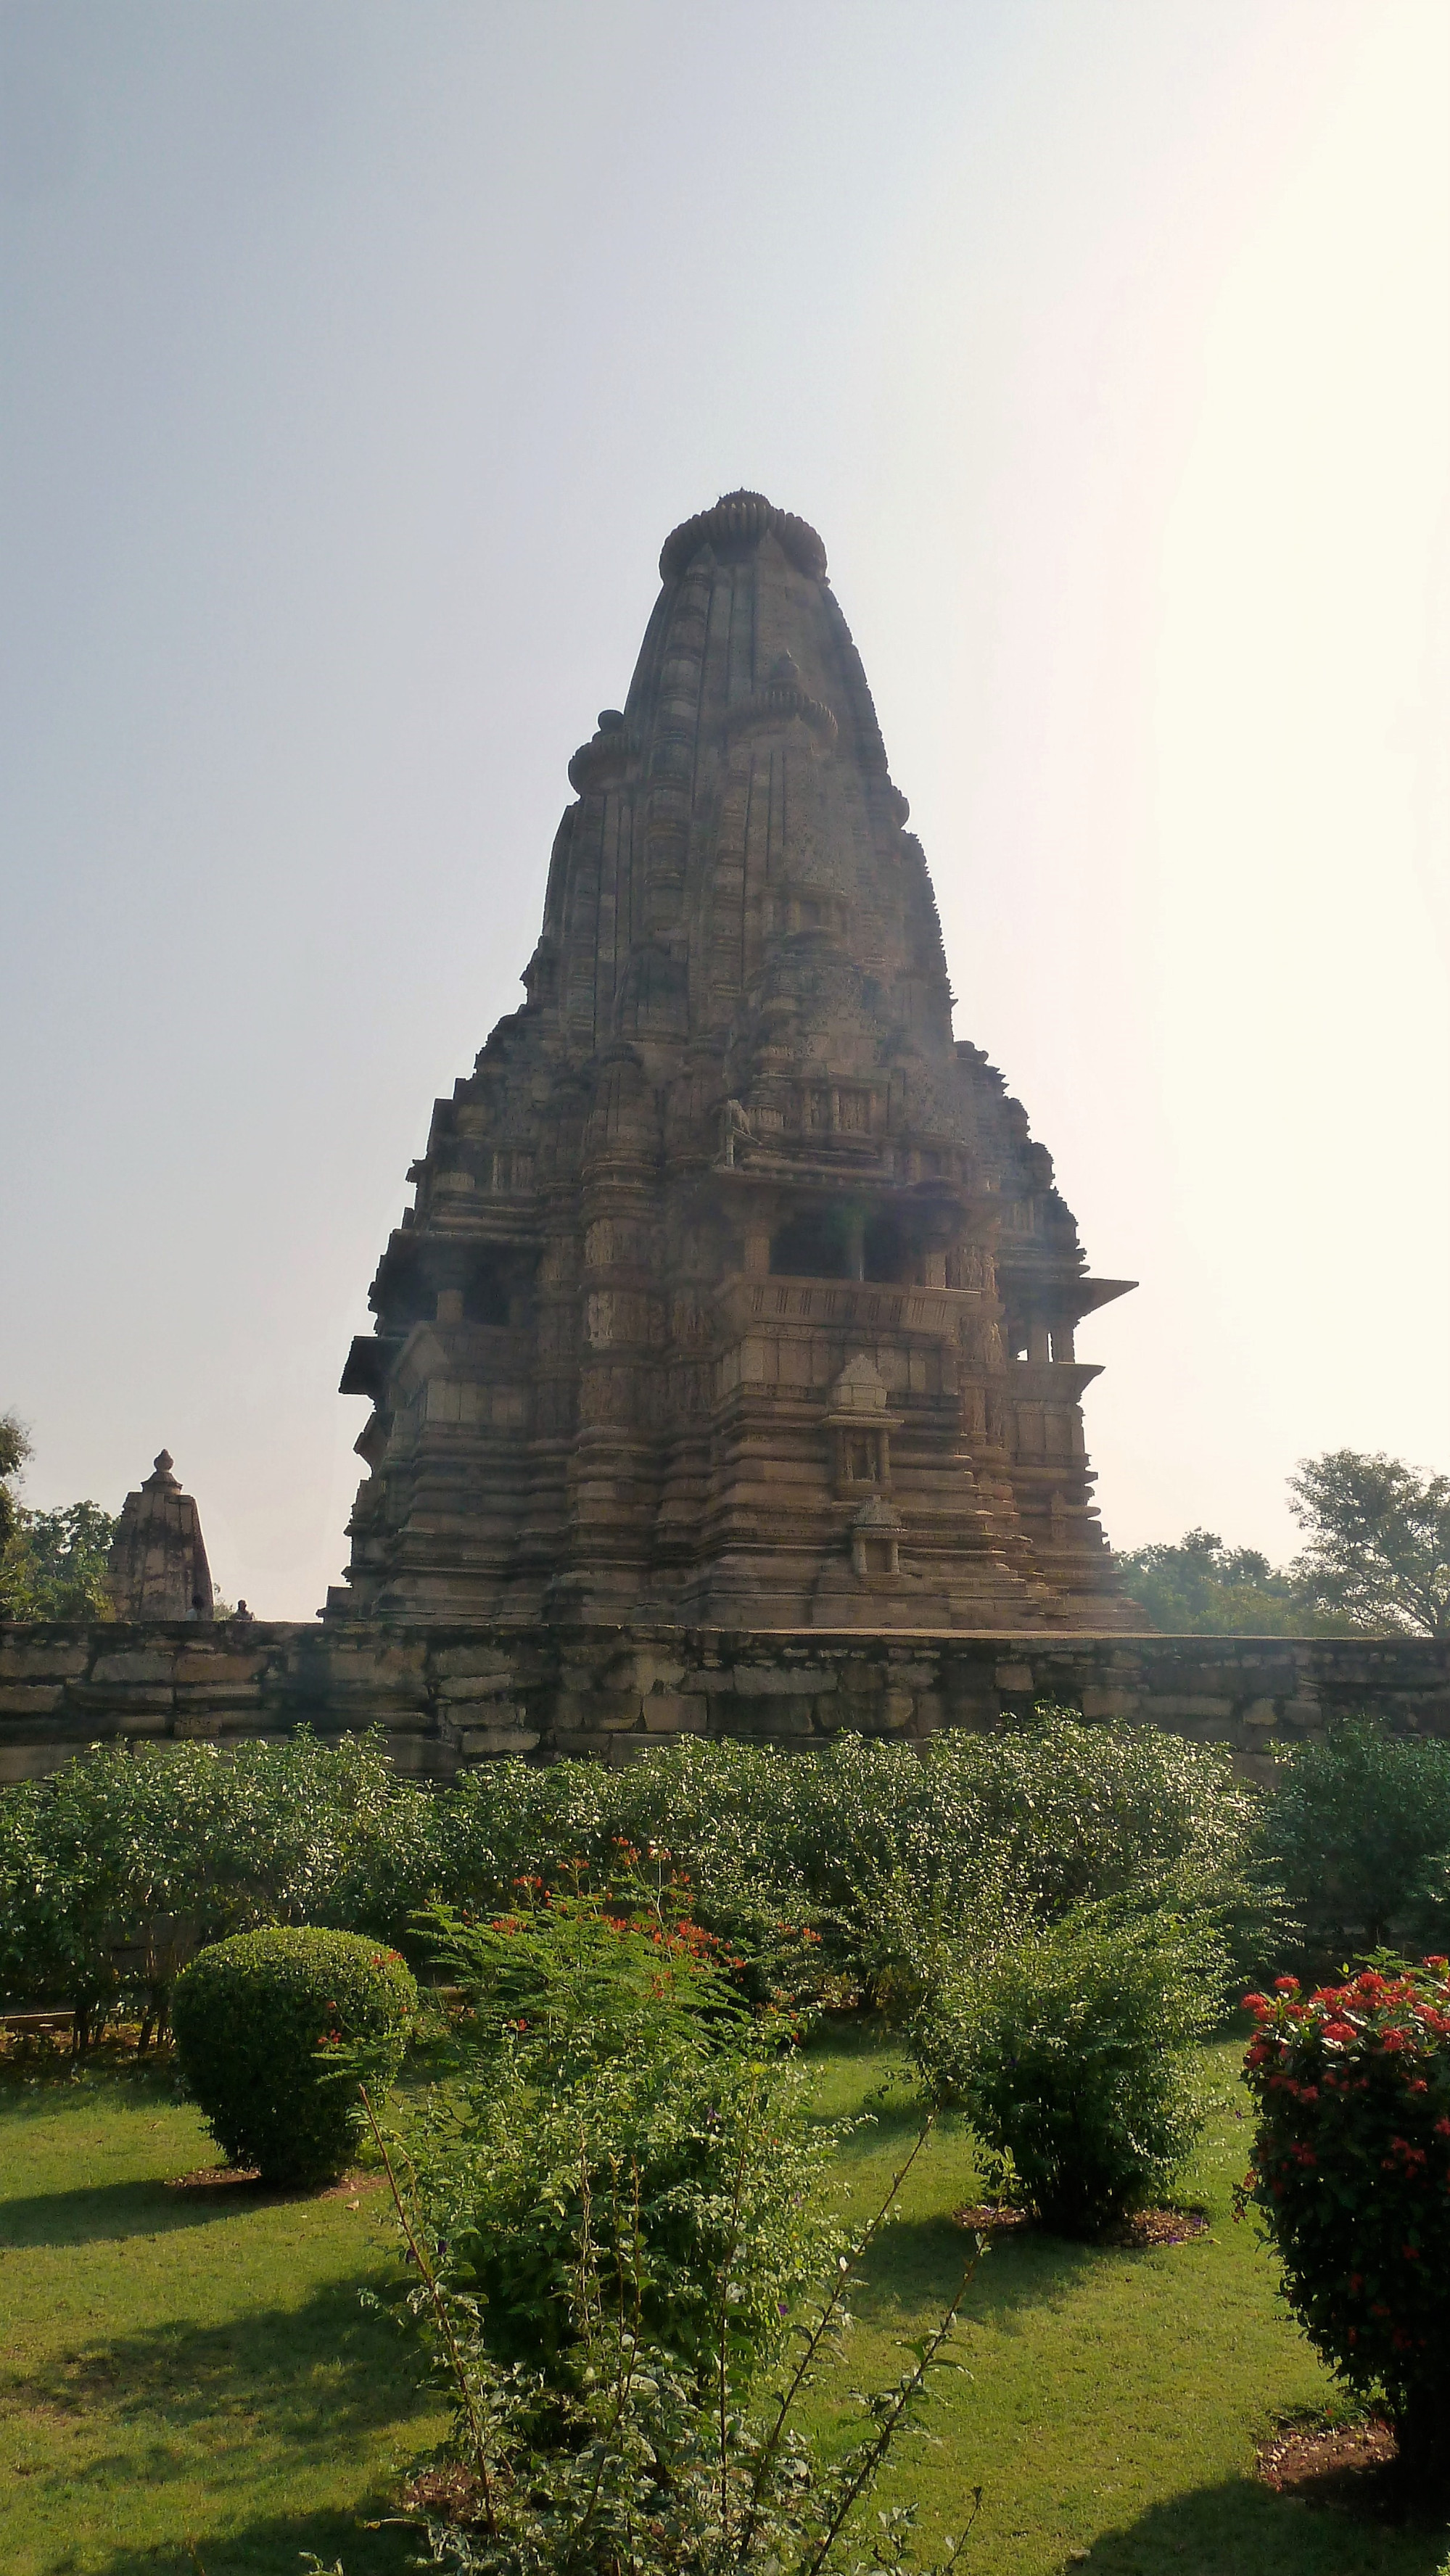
331;492;1136;1632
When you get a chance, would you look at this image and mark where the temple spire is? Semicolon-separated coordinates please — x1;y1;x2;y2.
334;494;1133;1630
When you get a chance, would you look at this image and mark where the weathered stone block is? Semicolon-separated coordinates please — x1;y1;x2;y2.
641;1694;706;1733
0;1640;91;1680
994;1662;1034;1691
604;1651;687;1696
1138;1694;1237;1722
0;1683;65;1716
443;1698;528;1732
1280;1698;1325;1732
436;1670;516;1700
67;1684;174;1715
1081;1688;1142;1720
91;1649;176;1685
433;1646;516;1682
173;1651;268;1686
456;1725;541;1757
728;1665;838;1696
173;1683;264;1712
300;1645;427;1689
714;1698;818;1736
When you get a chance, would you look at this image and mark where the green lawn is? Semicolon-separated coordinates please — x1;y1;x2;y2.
801;2029;1450;2575
0;2059;446;2575
2;2030;1448;2576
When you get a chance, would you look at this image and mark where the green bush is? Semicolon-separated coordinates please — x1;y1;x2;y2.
171;1926;416;2184
409;1881;838;2383
358;1878;977;2576
910;1899;1222;2234
0;1714;1269;2037
0;1731;438;2039
1253;1720;1450;1970
1239;1959;1450;2497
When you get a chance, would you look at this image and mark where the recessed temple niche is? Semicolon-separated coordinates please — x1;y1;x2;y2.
332;492;1137;1630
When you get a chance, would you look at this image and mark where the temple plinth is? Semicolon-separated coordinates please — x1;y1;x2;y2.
333;492;1134;1629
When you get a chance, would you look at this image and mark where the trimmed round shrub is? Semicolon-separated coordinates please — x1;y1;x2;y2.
1239;1958;1450;2497
171;1927;416;2184
911;1899;1220;2235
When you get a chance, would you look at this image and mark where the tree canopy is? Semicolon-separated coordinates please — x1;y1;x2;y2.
1289;1450;1450;1638
0;1411;118;1622
1119;1452;1449;1638
1114;1527;1340;1635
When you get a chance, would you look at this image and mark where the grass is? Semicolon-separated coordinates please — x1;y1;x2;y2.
800;2026;1450;2576
1;2027;1448;2575
0;2054;445;2575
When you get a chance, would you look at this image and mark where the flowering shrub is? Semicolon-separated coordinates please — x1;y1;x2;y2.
171;1926;416;2184
353;1879;982;2576
408;1879;838;2382
1238;1956;1450;2493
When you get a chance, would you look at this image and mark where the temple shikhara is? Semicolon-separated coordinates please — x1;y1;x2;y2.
335;493;1133;1631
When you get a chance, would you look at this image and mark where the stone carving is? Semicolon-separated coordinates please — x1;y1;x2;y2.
334;491;1137;1630
107;1453;214;1622
719;1097;752;1168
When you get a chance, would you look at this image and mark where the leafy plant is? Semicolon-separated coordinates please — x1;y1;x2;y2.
0;1408;29;1548
0;1717;1273;2044
911;1899;1223;2234
1289;1450;1450;1638
1237;1958;1450;2498
1116;1527;1331;1635
346;1880;984;2576
1253;1720;1450;1970
171;1925;416;2184
406;1879;837;2384
0;1498;118;1621
0;1730;440;2038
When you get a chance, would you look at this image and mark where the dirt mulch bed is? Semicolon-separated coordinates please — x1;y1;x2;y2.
403;2464;493;2527
1257;2415;1407;2518
1097;2205;1208;2248
165;2164;384;2203
954;2203;1208;2247
955;2203;1034;2237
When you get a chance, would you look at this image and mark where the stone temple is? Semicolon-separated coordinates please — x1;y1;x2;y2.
334;492;1134;1632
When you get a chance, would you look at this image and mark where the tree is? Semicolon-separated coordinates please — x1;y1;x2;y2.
1114;1528;1344;1635
0;1411;31;1550
0;1499;118;1621
1290;1451;1450;1639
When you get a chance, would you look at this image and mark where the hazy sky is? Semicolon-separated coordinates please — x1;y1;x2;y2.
3;0;1447;1616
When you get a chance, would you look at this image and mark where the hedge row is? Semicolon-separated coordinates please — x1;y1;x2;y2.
3;1714;1448;2036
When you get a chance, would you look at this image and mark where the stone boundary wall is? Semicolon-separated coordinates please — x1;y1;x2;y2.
2;1620;1448;1787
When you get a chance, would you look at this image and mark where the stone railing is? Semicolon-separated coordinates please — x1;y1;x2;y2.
1;1619;1447;1785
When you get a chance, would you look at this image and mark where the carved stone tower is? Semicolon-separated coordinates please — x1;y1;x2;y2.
334;493;1133;1629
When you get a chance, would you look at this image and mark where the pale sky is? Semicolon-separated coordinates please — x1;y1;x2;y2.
3;0;1447;1616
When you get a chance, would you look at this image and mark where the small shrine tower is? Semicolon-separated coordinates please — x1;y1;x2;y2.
334;493;1134;1628
107;1452;214;1621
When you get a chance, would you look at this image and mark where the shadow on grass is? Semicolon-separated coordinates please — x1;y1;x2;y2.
88;2501;417;2576
1071;2474;1450;2575
849;2206;1098;2334
17;2274;424;2457
0;2171;313;2246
